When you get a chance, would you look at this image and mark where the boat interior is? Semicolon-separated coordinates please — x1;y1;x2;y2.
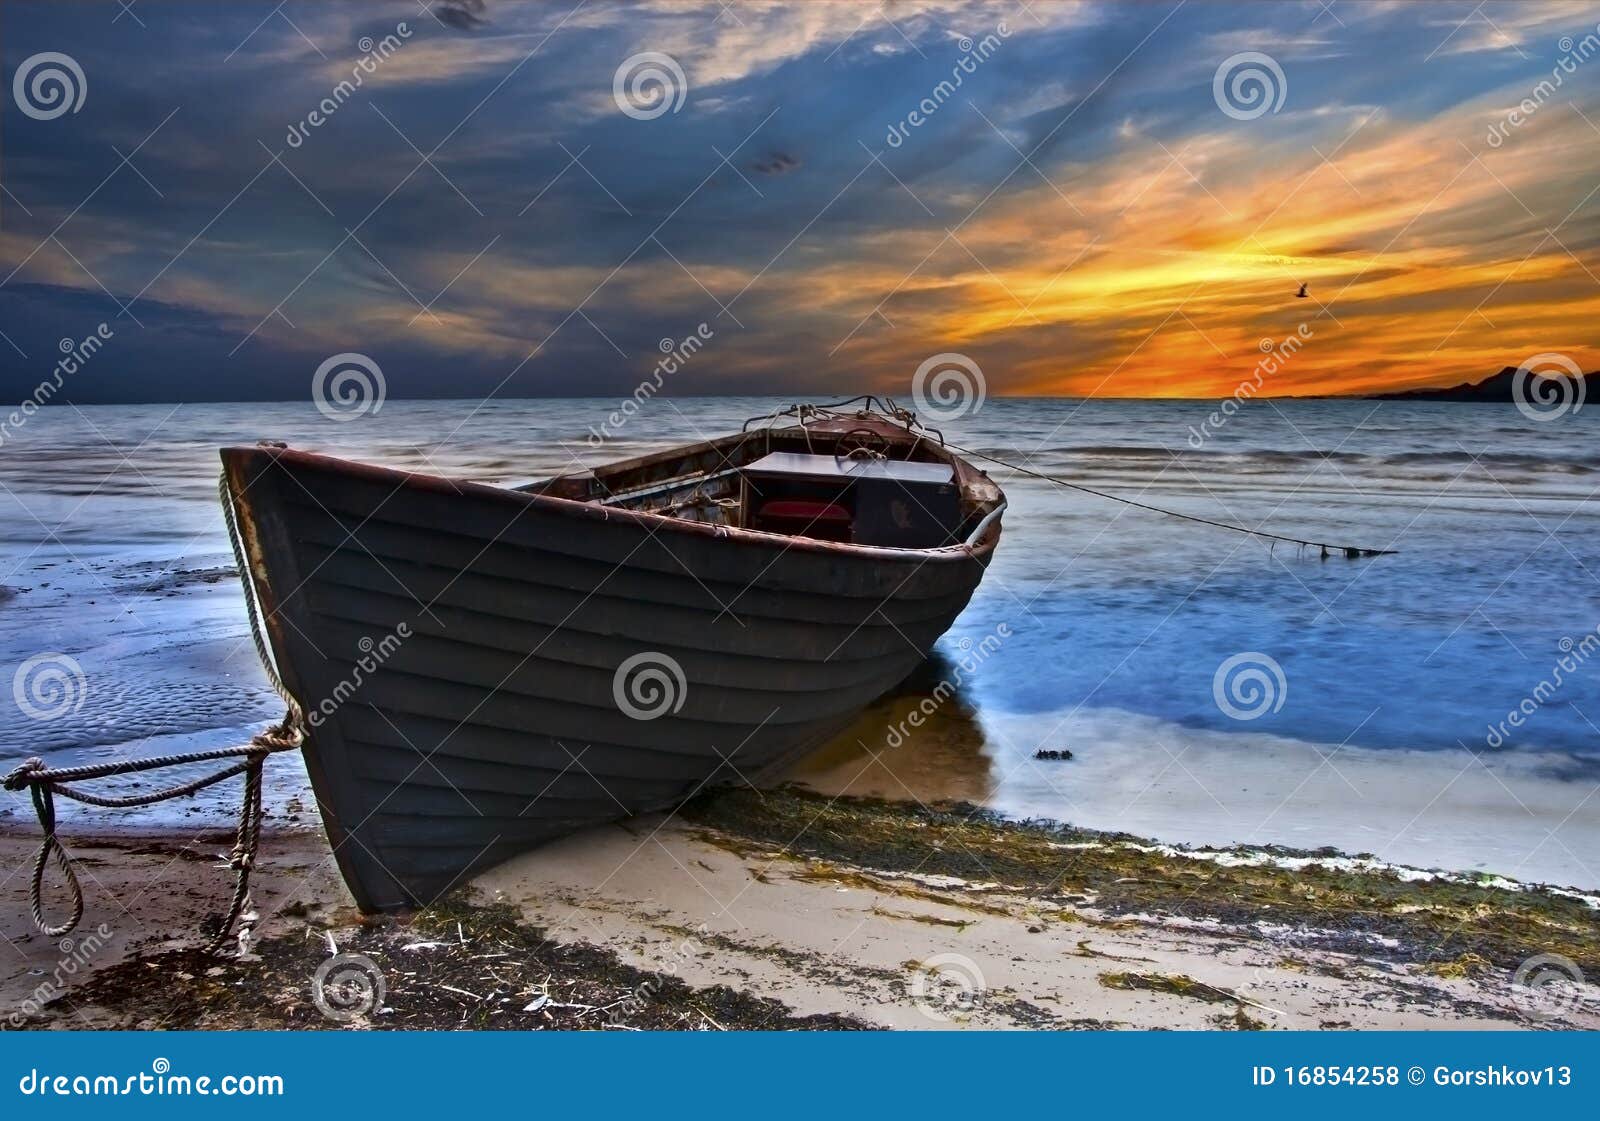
523;400;1004;550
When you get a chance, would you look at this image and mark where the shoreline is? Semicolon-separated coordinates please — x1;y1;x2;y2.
4;788;1596;1031
13;693;1598;894
793;704;1600;893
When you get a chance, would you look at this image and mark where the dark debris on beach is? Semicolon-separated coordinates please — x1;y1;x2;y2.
22;896;870;1032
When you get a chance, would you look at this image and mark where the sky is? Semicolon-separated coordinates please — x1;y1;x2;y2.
1;0;1598;403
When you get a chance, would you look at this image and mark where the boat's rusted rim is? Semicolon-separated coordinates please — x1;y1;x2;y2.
223;444;1006;562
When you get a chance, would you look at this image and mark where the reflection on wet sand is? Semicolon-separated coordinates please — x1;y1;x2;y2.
784;652;996;805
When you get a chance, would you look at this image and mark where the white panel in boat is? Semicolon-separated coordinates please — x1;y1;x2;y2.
743;452;954;485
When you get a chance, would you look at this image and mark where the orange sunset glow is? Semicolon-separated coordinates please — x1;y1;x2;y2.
838;92;1600;399
2;1;1597;402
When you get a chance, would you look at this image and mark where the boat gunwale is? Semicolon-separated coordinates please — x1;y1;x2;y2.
222;438;1005;563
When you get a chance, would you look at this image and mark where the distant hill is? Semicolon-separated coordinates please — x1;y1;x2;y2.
1370;365;1598;401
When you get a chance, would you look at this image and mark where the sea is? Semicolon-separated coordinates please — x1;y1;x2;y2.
2;397;1597;887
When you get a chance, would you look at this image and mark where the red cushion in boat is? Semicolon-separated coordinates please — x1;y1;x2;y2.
758;500;851;523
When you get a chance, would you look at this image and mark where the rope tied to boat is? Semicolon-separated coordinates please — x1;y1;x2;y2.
944;441;1396;558
4;468;307;954
747;399;1392;557
2;719;303;952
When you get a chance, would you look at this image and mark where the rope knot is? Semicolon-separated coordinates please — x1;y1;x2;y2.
4;757;46;792
251;716;305;753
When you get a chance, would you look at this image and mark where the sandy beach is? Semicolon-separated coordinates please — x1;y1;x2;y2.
5;787;1596;1031
4;403;1598;1033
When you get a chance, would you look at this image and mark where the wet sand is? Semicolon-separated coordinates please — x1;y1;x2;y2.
5;788;1596;1031
792;699;1600;890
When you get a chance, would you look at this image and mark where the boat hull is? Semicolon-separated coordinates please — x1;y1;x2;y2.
222;443;999;911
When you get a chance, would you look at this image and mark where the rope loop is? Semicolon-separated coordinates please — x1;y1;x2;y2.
6;722;301;953
31;805;82;938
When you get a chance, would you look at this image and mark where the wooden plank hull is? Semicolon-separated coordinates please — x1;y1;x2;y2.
222;438;1001;912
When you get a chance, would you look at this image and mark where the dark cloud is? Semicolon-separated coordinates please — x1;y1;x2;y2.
750;151;800;176
434;1;490;32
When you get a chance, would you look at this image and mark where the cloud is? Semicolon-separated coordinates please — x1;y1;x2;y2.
750;151;800;175
0;0;1594;404
434;1;491;33
1420;0;1595;58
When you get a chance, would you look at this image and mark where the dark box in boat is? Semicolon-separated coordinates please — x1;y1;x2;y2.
741;452;961;547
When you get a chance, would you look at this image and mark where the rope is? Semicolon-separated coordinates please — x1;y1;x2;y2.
2;727;300;951
743;402;1384;555
1;469;307;953
946;441;1396;558
219;470;302;726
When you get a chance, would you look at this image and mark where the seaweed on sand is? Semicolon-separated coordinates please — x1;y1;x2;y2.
1098;971;1239;1003
684;786;1600;975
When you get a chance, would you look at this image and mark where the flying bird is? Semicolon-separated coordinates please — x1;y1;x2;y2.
1295;283;1308;298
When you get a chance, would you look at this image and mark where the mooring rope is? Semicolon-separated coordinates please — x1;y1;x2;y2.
945;441;1396;558
3;727;301;951
219;469;303;727
750;400;1387;558
1;469;306;954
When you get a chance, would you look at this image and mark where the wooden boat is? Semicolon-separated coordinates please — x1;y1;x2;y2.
219;399;1006;912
